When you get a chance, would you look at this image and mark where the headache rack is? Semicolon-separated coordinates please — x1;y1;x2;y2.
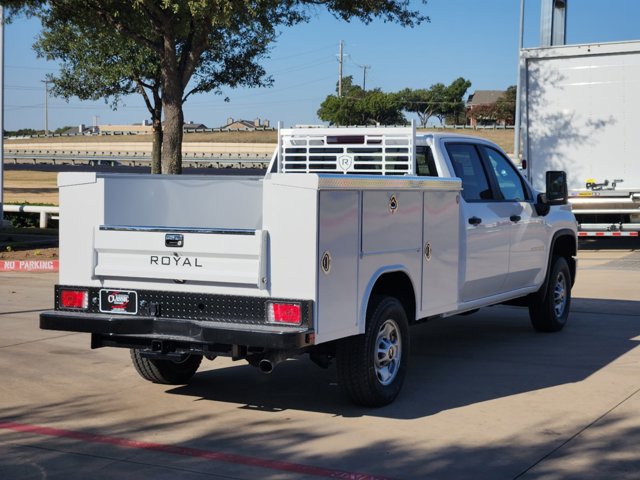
271;125;416;175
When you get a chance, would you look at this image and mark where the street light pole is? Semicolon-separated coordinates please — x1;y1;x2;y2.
338;40;343;97
514;0;525;163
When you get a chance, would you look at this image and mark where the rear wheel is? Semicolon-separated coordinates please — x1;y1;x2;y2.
130;349;203;384
337;296;409;407
529;256;571;332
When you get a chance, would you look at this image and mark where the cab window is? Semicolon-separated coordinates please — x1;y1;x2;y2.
445;143;494;201
479;146;529;201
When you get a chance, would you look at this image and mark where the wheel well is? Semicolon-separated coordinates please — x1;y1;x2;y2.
552;234;577;286
368;271;416;323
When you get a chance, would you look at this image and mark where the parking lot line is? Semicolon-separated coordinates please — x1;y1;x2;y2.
0;421;390;480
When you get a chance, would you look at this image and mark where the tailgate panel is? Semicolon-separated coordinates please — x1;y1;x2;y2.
94;227;267;288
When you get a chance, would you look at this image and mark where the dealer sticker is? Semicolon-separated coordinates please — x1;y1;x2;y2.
99;289;138;315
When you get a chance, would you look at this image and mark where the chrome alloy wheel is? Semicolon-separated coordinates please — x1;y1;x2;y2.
375;319;402;386
554;271;568;318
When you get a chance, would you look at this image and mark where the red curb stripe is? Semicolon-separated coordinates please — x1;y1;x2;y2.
0;421;391;480
0;260;59;272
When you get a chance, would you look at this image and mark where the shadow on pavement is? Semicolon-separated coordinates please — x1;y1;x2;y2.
579;237;639;251
164;299;640;419
1;299;639;479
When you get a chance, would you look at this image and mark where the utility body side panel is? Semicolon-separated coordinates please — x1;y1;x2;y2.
420;190;460;316
316;190;360;341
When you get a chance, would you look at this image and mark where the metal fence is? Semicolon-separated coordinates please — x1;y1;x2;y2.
3;151;271;168
4;204;59;228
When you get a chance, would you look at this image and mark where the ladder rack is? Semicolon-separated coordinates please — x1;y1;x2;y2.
274;125;416;175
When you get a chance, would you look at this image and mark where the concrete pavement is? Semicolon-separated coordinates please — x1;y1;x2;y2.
0;245;638;479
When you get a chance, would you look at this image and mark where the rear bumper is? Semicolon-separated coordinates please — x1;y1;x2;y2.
40;310;314;350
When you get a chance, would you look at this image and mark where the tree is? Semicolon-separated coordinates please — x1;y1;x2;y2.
398;84;446;127
494;85;517;125
4;1;427;174
359;90;405;125
442;77;471;125
33;18;166;173
399;78;471;126
317;76;404;126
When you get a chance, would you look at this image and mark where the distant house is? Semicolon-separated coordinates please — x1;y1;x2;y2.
221;117;271;131
183;121;208;132
466;90;507;128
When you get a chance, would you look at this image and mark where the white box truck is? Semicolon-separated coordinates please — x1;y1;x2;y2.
40;126;577;406
520;40;640;237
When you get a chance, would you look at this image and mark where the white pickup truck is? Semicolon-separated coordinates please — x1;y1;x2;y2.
40;126;578;407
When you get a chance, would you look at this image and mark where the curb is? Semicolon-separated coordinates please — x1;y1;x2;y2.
0;259;59;272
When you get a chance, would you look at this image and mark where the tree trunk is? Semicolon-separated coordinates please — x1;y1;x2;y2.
161;92;183;174
160;32;184;175
151;118;162;174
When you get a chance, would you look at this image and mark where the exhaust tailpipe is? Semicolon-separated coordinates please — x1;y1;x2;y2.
257;352;289;374
258;358;275;374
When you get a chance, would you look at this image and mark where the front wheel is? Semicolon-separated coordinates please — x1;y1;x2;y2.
529;256;572;332
130;349;203;384
337;296;409;407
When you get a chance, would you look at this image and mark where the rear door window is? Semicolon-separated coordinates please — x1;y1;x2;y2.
445;143;494;201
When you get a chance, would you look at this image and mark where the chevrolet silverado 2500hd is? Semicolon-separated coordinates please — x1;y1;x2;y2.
40;125;577;406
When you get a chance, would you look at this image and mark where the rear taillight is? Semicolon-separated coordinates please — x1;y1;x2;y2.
59;289;89;309
266;302;301;325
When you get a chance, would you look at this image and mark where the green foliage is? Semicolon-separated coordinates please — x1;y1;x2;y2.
494;85;517;125
34;17;158;109
398;77;471;126
4;128;43;136
444;77;472;125
320;76;471;127
397;84;446;127
317;76;405;126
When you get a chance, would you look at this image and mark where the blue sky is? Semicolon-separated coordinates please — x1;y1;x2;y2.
3;0;640;131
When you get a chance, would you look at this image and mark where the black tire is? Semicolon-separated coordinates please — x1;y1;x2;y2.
130;349;203;384
529;256;572;332
337;296;410;407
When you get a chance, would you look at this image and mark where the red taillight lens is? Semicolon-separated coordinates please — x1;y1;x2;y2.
267;302;301;325
60;290;88;309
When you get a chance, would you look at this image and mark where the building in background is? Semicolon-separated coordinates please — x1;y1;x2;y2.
221;118;271;131
466;90;510;128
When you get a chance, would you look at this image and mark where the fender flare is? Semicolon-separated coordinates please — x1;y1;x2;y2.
539;228;578;297
358;265;417;334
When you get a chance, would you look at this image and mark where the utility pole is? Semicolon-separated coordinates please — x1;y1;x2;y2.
0;6;4;227
41;80;49;135
338;40;343;97
360;64;370;91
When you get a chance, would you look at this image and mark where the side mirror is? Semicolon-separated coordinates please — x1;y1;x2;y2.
535;171;568;216
545;170;568;205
